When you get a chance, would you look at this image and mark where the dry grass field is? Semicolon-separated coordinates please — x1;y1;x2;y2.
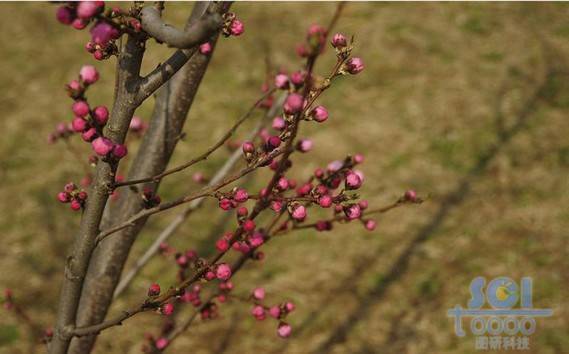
0;2;568;354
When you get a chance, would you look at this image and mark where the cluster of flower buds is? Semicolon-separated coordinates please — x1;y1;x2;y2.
221;12;244;37
249;287;295;338
142;187;161;209
55;2;141;61
218;187;249;211
329;32;364;75
57;182;88;211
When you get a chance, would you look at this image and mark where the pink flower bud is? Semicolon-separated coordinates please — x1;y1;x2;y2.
358;199;369;210
290;71;306;86
216;263;232;281
215;238;229;252
199;42;212;55
269;306;281;318
331;33;347;48
266;135;281;151
252;287;265;301
404;189;418;202
176;254;188;267
155;337;169;350
296;139;313;153
72;101;90;117
283;93;304;115
129;116;145;132
234;188;249;203
249;233;264;248
68;80;81;91
346;57;364;75
148;283;161;297
70;199;82;211
93;50;104;61
344;204;361;220
230;19;244;36
311;105;328;123
112;144;128;159
64;182;77;193
274;74;289;89
219;198;233;211
237;206;248;217
93;106;109;125
318;195;333;208
296;183;312;196
296;43;309;58
57;192;70;203
81;128;98;142
71;18;88;30
364;219;377;231
71;117;88;132
242;219;256;232
251;305;265;320
91;137;113;156
242;141;255;154
272;116;286;131
277;322;292;338
291;204;306;221
353;153;364;164
271;200;283;212
285;301;295;312
205;271;216;281
276;177;289;191
77;1;103;20
77;191;88;201
345;171;362;190
56;6;75;25
161;303;174;316
90;21;119;45
327;160;343;173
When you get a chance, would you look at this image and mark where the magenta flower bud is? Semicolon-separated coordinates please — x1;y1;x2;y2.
91;137;113;156
215;238;229;252
284;93;304;115
266;135;281;151
404;189;418;202
112;144;128;159
234;188;249;203
219;198;233;211
277;322;292;338
269;306;281;319
346;57;364;75
161;303;174;316
205;271;216;281
80;65;99;85
290;71;306;86
90;22;119;45
344;204;362;220
216;263;232;281
242;219;256;232
252;287;265;300
291;204;306;221
331;33;347;48
70;199;82;211
77;1;102;19
249;233;264;248
345;171;362;190
296;183;312;196
285;301;295;312
271;200;283;212
176;254;188;267
358;199;369;210
129;116;144;132
85;41;96;53
77;191;88;201
93;106;109;125
81;128;97;142
364;219;377;231
272;116;286;131
148;283;161;297
57;192;70;203
296;139;313;153
311;105;328;123
155;338;169;350
93;50;104;61
277;177;289;191
274;74;289;89
242;141;255;154
251;305;265;320
230;19;244;36
296;43;309;58
71;117;88;132
71;18;88;30
56;6;75;25
199;42;212;55
318;195;333;208
72;101;90;117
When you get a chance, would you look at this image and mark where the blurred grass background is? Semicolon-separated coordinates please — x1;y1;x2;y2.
1;2;568;354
